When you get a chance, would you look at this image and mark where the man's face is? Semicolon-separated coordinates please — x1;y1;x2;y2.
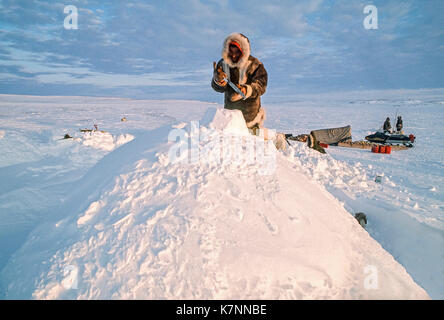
228;44;242;63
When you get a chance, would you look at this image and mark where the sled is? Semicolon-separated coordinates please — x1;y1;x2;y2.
80;129;107;133
337;141;410;151
365;130;415;147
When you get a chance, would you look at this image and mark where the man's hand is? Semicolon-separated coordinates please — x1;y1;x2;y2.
236;84;247;96
213;61;227;86
230;84;248;102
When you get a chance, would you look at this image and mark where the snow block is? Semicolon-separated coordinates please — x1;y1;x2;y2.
209;108;250;136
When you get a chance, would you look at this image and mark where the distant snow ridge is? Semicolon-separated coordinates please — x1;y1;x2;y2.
1;109;429;299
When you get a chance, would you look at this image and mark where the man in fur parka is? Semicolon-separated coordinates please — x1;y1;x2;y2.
211;33;268;128
211;33;286;149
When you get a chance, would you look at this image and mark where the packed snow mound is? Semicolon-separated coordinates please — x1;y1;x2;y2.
1;109;429;299
80;131;134;152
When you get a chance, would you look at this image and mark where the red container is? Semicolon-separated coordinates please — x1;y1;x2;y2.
385;146;392;154
371;145;380;153
319;143;329;148
379;146;386;153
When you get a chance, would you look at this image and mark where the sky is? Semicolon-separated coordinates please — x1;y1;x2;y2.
0;0;443;101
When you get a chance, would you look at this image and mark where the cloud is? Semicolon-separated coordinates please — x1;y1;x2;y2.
0;0;443;98
0;47;208;88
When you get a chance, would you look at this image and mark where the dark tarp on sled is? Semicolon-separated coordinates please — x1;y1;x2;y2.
310;125;352;145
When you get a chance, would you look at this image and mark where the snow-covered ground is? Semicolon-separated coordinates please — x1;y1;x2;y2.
0;91;442;299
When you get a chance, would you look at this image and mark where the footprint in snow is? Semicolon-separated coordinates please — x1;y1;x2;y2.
257;212;278;235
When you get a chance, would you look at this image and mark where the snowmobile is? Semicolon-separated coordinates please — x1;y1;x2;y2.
365;130;415;147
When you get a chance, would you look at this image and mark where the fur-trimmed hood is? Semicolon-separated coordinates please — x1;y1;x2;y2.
222;33;251;69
